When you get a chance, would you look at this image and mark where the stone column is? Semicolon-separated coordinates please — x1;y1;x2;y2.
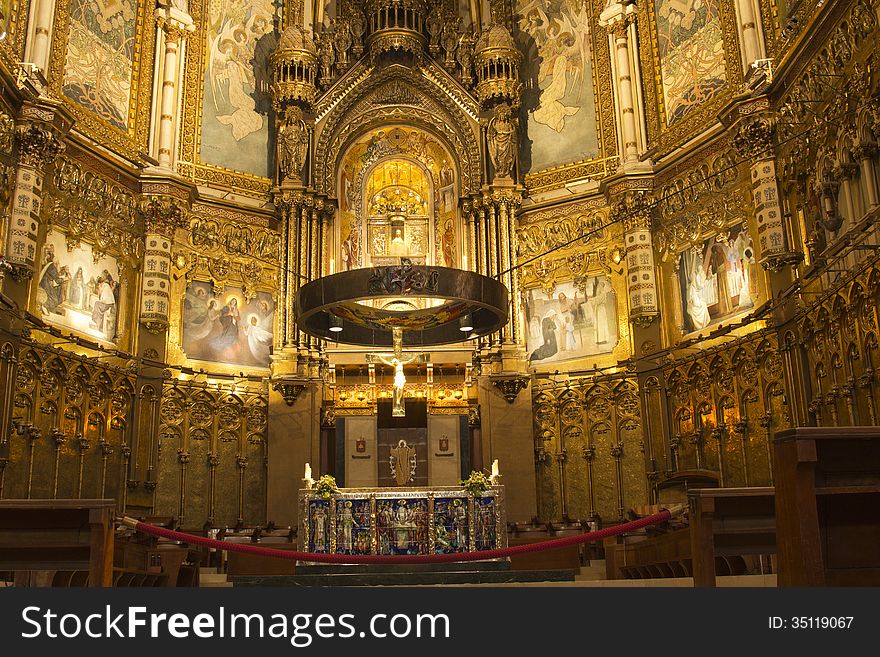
4;119;63;291
599;1;649;172
734;0;765;72
24;0;56;75
618;190;660;327
152;2;195;170
138;195;188;333
854;142;879;208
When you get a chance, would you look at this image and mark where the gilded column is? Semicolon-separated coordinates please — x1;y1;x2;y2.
5;121;63;281
730;108;793;270
153;2;195;170
618;190;659;327
138;195;188;332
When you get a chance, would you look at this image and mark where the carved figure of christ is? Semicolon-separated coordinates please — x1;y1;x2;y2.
366;328;430;416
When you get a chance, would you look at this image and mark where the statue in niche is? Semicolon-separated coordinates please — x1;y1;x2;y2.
333;18;352;69
318;27;336;85
487;104;517;179
277;106;309;181
457;29;475;85
389;226;408;256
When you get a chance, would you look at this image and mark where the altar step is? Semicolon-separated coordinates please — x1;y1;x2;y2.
231;561;577;587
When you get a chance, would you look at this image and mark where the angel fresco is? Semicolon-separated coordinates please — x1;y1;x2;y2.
202;0;275;169
519;0;592;133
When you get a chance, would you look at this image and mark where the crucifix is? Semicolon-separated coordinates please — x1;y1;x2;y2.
366;328;430;416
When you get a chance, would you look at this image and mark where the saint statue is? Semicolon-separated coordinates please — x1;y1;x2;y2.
389;439;417;486
277;106;309;182
487;104;517;179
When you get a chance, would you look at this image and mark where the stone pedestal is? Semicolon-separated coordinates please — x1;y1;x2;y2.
267;381;321;528
477;376;536;522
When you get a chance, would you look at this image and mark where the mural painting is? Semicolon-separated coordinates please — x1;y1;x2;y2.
525;278;618;364
516;0;599;170
655;0;727;125
199;0;275;177
678;225;757;333
37;229;122;344
62;0;137;130
181;280;274;368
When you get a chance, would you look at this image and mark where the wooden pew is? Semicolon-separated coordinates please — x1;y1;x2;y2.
0;500;115;587
688;487;776;587
774;427;880;586
506;522;581;571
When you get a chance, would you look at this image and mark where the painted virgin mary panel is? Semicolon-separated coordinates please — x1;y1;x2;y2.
182;281;274;368
525;278;618;364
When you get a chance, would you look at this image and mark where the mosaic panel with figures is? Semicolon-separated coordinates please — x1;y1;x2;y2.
334;498;372;555
375;498;429;556
474;496;497;551
433;496;469;554
308;499;331;553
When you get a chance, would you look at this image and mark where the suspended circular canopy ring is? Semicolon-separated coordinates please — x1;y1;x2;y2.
295;261;508;348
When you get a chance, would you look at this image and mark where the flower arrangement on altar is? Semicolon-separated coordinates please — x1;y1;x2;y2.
461;470;491;497
313;474;339;500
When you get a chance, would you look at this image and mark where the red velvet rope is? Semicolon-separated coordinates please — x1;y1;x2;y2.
130;510;671;565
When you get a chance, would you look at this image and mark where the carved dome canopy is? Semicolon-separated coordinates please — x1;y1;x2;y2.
275;24;317;54
474;23;517;54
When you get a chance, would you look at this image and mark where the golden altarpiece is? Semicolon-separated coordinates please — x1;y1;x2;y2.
0;0;879;533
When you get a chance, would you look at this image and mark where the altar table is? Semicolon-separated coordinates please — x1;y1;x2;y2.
300;486;506;557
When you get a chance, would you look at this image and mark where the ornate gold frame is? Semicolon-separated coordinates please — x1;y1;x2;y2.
47;0;154;163
0;0;30;69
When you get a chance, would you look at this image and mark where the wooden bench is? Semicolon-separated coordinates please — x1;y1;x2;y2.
603;488;775;585
774;427;880;586
0;499;115;587
688;487;776;587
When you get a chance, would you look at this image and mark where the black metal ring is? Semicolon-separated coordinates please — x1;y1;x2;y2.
295;262;508;348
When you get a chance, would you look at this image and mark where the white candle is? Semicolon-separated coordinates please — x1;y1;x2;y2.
491;459;499;478
304;462;312;480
